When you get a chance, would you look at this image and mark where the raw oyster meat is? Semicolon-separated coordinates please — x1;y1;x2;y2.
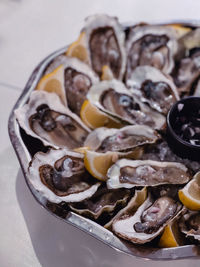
84;125;159;153
83;14;126;79
112;193;183;244
15;91;90;149
126;66;179;114
126;25;178;80
87;79;165;129
44;55;99;115
69;185;130;220
107;159;190;189
28;149;100;203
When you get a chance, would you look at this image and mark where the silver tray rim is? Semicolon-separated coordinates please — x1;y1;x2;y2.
8;20;200;261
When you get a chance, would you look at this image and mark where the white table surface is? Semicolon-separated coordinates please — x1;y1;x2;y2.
1;0;200;266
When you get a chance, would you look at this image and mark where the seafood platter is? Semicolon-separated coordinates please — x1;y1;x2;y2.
8;14;200;260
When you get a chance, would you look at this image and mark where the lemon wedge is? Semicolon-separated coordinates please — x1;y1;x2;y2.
101;65;114;81
36;65;66;104
178;172;200;210
159;220;184;248
169;24;191;38
66;32;89;63
73;146;90;154
80;99;122;129
84;150;119;181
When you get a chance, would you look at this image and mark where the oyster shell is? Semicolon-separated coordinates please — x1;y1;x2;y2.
83;14;126;79
105;187;147;229
15;91;90;149
28;148;100;203
126;66;179;114
84;125;159;153
174;29;200;96
112;194;183;244
179;210;200;242
69;185;130;220
126;25;178;80
44;55;99;115
107;159;190;189
87;79;165;129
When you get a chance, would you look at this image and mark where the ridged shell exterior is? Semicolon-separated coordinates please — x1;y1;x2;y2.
69;187;130;220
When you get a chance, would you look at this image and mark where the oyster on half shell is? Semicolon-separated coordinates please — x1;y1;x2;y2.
44;55;99;115
69;185;130;220
15;91;90;149
127;66;179;114
84;125;159;153
105;187;147;229
28;149;100;203
107;159;190;189
125;25;178;80
174;28;200;96
87;79;165;129
112;193;183;244
83;14;126;80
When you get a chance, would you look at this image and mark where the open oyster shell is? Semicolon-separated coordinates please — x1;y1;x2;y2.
28;148;100;203
84;125;159;153
15;91;90;149
112;193;183;244
174;28;200;96
107;159;190;189
87;79;165;129
44;55;99;115
105;187;147;229
69;185;130;220
126;66;179;114
125;25;178;80
179;210;200;242
82;14;126;80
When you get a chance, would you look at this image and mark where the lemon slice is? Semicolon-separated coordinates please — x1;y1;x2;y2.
168;24;191;38
84;150;119;181
101;65;114;81
36;65;66;104
159;220;184;248
178;172;200;210
73;146;90;154
66;32;89;63
80;99;122;129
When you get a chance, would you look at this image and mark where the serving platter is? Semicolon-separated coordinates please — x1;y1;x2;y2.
8;20;200;260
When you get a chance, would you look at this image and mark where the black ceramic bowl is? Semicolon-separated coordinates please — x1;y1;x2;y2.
167;96;200;161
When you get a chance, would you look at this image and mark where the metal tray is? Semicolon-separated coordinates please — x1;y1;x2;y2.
8;21;200;260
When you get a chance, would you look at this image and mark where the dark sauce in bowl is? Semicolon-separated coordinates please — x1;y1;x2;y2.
167;97;200;161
